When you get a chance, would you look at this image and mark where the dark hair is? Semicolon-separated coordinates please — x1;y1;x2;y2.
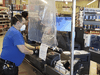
22;11;28;20
12;15;23;25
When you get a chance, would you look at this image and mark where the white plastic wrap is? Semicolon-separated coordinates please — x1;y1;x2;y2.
28;0;57;47
55;60;70;75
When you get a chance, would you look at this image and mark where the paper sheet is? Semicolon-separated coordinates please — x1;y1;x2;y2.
39;43;48;61
84;34;91;47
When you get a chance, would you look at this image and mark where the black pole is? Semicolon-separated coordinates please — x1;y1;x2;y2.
11;4;13;26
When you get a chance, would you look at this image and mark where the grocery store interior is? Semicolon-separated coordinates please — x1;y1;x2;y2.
0;0;100;75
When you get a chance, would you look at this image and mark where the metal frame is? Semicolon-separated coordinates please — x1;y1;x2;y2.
70;0;76;75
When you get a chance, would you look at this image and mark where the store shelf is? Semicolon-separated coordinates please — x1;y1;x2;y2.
0;14;8;16
0;28;4;30
85;12;97;14
0;18;8;19
0;31;7;34
0;23;10;26
86;29;95;31
84;19;100;21
13;10;23;11
86;29;100;31
0;13;7;14
83;8;100;64
84;20;95;21
0;11;6;13
84;21;100;25
0;9;10;35
89;49;100;54
0;28;7;30
85;12;100;15
0;6;9;10
0;20;10;22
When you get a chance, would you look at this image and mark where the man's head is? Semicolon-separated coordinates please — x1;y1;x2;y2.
22;11;28;20
12;15;26;31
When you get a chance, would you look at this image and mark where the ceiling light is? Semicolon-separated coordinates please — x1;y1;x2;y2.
22;0;26;2
55;0;72;2
66;2;68;4
41;0;48;4
22;1;26;2
87;0;96;5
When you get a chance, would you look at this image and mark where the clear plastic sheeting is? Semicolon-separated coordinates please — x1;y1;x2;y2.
28;0;57;47
57;31;71;51
55;60;70;75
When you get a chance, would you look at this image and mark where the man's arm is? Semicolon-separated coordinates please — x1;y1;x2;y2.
25;43;35;50
25;42;40;50
17;45;33;55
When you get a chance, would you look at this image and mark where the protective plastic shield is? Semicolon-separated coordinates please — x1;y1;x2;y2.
28;0;57;47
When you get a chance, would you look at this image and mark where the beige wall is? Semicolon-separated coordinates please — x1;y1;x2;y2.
21;0;28;4
16;0;20;4
14;0;99;14
56;0;98;14
16;0;28;5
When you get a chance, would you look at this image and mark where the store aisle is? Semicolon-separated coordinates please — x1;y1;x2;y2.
18;59;37;75
90;61;97;75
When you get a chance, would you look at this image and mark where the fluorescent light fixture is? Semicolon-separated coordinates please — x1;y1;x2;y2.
22;0;26;2
87;0;96;5
41;0;48;4
66;1;68;4
55;0;72;2
22;1;26;2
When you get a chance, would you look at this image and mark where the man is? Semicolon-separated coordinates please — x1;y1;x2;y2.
0;15;36;75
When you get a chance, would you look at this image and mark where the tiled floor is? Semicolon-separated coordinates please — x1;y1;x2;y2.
0;35;3;55
18;59;37;75
0;34;98;75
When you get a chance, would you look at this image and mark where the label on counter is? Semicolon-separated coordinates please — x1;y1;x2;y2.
39;43;48;61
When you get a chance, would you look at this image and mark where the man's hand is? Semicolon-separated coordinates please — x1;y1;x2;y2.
24;42;40;55
33;49;39;55
33;46;40;55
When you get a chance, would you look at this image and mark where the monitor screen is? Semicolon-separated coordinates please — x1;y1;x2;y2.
56;17;72;32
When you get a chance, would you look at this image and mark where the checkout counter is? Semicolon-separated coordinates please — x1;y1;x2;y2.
24;42;90;75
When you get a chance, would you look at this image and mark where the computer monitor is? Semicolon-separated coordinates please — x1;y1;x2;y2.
56;17;72;32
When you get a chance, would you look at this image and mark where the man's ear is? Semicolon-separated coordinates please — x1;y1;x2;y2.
16;21;20;24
